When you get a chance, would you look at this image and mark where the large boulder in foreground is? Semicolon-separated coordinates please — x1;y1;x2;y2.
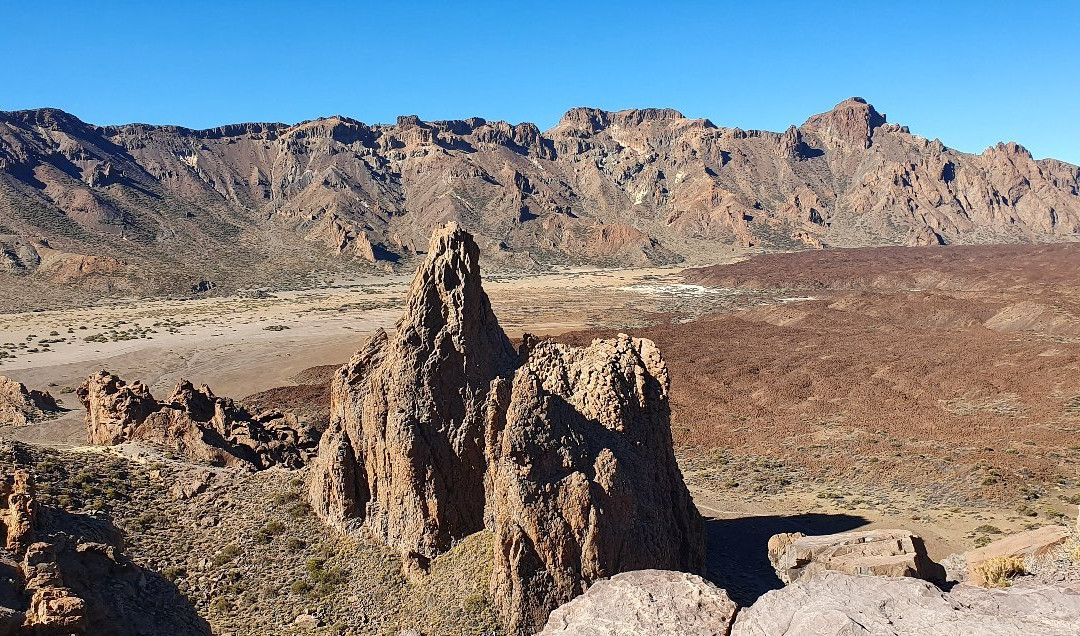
309;223;704;634
78;372;318;470
767;528;945;584
0;376;59;426
309;221;518;559
539;570;736;636
730;571;1080;635
488;336;705;633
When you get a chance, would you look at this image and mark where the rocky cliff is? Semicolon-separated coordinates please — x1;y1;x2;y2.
2;99;1079;302
309;224;703;633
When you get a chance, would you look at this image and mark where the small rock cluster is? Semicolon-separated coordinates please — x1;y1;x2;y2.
78;372;319;470
309;223;704;634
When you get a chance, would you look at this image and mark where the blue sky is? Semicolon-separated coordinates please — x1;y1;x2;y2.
3;1;1078;163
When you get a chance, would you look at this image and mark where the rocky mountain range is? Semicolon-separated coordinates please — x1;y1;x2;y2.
2;98;1079;302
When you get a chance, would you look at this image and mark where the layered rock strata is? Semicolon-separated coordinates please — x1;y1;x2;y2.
767;528;946;584
78;372;318;469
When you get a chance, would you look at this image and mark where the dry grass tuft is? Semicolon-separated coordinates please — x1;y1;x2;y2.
974;556;1026;588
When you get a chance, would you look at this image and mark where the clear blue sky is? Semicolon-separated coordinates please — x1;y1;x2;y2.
3;1;1078;164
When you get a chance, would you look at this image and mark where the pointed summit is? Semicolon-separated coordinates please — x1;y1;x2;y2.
309;222;517;558
801;97;887;150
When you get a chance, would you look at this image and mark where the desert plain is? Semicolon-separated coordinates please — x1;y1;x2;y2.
3;242;1077;629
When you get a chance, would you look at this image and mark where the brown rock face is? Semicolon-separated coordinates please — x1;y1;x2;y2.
78;372;318;469
0;376;59;427
309;222;517;558
539;570;737;636
767;529;946;584
310;224;703;633
488;336;705;633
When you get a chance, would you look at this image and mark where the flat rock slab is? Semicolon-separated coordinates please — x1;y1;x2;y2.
964;524;1070;586
768;528;945;584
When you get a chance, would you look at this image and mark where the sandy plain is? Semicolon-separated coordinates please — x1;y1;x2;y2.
4;245;1079;609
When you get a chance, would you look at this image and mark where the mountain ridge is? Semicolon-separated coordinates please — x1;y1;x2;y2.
2;97;1079;308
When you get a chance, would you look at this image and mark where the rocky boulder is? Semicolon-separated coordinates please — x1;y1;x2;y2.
730;571;1080;635
78;372;318;470
767;528;945;584
0;376;59;427
488;335;705;633
963;525;1070;587
539;570;736;636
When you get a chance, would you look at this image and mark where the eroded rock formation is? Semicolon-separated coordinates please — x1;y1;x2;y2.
309;221;517;559
488;336;704;632
78;372;318;470
767;528;946;584
309;224;703;633
0;376;59;427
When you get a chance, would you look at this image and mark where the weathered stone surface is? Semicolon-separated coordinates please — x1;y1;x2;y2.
730;571;1080;635
78;372;318;470
1;470;36;553
539;569;736;636
488;335;705;634
767;528;946;584
309;221;518;557
310;224;704;634
964;525;1070;587
0;376;59;427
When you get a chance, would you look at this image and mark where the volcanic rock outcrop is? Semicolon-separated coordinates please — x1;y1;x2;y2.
539;569;737;636
487;335;705;632
310;221;518;558
0;463;211;635
77;372;318;469
309;224;703;633
767;529;946;584
0;376;59;427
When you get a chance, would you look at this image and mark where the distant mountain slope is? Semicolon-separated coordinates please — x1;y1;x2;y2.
2;98;1078;301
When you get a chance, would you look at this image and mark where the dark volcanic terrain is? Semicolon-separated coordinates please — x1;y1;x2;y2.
3;98;1080;310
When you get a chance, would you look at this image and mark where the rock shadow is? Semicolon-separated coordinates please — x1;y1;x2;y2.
704;513;869;606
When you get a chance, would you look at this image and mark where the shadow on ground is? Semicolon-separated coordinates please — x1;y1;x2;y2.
705;513;869;606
